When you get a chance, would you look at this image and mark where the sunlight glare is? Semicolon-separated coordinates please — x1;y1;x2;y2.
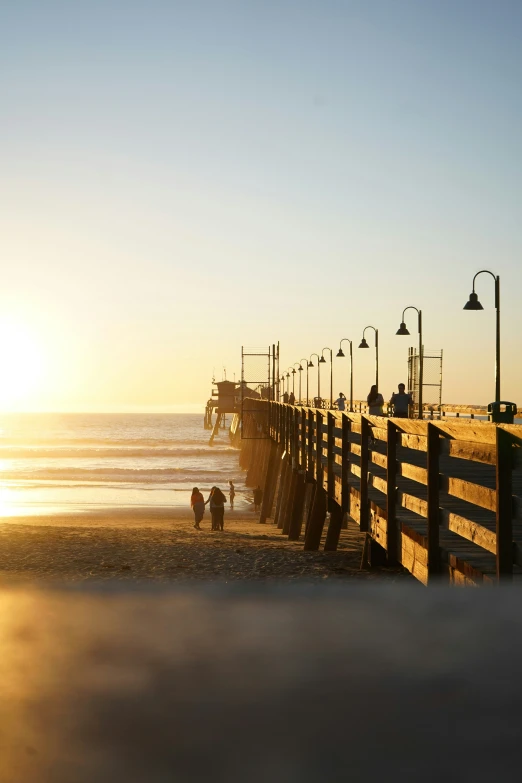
0;319;45;410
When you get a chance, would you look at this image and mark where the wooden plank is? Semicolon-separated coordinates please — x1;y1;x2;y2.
439;509;496;554
397;461;428;486
371;427;388;443
371;451;387;470
369;474;387;494
440;438;496;466
400;433;427;452
397;491;428;518
440;475;496;512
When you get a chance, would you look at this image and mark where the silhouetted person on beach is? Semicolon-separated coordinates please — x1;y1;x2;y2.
335;392;346;411
289;391;295;405
190;487;205;530
283;391;289;403
229;480;235;509
253;486;263;513
206;486;226;531
390;384;412;418
367;386;384;415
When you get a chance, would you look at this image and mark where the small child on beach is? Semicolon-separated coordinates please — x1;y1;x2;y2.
229;480;235;509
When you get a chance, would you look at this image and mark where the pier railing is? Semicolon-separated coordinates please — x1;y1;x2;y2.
240;400;522;585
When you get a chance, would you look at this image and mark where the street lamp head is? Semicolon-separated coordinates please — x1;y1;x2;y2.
292;368;296;374
319;355;326;363
286;372;290;378
463;291;484;310
308;360;314;368
359;338;369;348
298;364;303;371
336;348;345;358
396;322;410;336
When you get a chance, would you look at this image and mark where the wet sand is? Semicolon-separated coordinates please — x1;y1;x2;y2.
0;508;408;584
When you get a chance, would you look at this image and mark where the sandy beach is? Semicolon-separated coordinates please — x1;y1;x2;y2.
0;509;409;585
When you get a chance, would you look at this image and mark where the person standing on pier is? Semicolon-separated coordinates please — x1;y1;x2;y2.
335;392;346;411
283;391;289;404
289;391;295;405
228;480;236;509
206;486;227;531
367;386;384;415
190;487;205;530
390;384;412;418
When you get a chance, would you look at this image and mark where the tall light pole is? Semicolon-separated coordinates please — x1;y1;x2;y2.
319;347;333;409
396;306;423;419
336;339;353;412
299;359;308;404
463;271;501;403
293;363;302;403
309;353;320;404
359;326;379;390
291;367;296;396
286;372;290;397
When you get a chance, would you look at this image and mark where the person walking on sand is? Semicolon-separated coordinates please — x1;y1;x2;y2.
335;392;346;411
253;485;263;513
367;385;384;415
228;480;236;509
205;486;226;531
390;383;412;418
190;487;205;530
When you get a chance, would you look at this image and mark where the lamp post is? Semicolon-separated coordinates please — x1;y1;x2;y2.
319;348;333;409
290;367;297;396
336;339;353;412
298;359;308;404
396;306;423;419
463;271;501;403
359;326;379;390
293;363;302;403
309;353;320;404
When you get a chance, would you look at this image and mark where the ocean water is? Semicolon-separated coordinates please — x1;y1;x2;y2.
0;413;243;517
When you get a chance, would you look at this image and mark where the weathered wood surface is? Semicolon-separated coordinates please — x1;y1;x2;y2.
245;401;522;585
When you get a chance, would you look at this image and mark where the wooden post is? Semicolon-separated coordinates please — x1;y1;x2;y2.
274;456;290;529
324;504;343;551
327;412;335;504
288;471;306;541
282;468;298;535
341;414;351;529
427;423;440;579
259;441;279;524
307;409;315;481
303;410;326;551
496;427;513;580
303;481;327;551
301;408;307;473
359;416;370;532
386;420;398;564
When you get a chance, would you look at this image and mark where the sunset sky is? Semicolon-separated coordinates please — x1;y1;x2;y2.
2;0;521;411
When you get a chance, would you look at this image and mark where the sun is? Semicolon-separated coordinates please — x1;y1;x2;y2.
0;319;45;411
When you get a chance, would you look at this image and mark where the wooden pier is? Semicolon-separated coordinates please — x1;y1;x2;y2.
240;400;522;585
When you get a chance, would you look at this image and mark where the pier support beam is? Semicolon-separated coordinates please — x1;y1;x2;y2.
324;502;343;552
288;471;307;541
303;486;327;551
259;442;281;524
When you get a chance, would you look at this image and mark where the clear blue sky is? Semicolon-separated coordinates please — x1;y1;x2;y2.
1;0;521;409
